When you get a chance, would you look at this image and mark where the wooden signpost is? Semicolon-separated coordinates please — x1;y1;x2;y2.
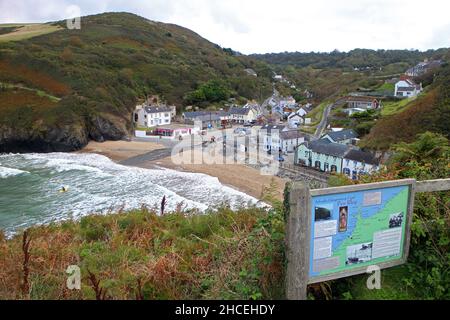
286;178;450;300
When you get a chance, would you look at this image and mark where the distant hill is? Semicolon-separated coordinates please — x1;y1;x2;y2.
251;49;447;72
0;12;273;152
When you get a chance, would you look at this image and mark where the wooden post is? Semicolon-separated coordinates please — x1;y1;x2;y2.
286;181;311;300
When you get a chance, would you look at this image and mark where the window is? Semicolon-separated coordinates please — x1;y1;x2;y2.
165;113;169;117
315;161;321;170
134;113;138;122
331;165;338;173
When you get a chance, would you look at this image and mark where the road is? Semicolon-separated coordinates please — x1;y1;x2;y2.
313;104;333;139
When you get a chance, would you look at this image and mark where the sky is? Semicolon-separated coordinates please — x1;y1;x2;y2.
0;0;449;54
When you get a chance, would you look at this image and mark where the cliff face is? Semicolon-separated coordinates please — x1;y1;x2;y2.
0;114;128;153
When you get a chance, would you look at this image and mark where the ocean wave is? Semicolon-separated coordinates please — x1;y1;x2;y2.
0;166;29;178
0;152;266;236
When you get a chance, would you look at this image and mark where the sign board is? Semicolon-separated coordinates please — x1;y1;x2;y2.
307;179;415;284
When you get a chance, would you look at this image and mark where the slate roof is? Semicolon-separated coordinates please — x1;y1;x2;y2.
345;149;379;165
183;111;228;120
307;140;350;157
261;124;286;132
280;130;310;141
301;140;379;165
144;106;172;114
323;129;358;142
229;107;252;115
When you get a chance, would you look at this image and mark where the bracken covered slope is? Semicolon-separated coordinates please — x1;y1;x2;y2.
0;12;272;152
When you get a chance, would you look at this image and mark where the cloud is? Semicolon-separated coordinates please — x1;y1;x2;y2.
0;0;449;54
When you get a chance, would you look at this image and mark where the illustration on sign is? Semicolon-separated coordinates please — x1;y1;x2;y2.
309;185;410;278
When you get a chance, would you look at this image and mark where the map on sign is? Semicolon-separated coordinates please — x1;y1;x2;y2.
309;185;410;279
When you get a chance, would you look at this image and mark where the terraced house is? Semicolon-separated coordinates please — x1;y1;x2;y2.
228;105;258;124
134;105;172;128
295;140;380;180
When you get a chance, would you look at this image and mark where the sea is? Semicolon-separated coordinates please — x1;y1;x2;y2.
0;152;262;237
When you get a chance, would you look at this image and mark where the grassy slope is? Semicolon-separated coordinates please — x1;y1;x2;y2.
0;207;285;300
0;24;61;42
0;12;273;148
361;63;450;150
380;96;416;117
0;196;424;300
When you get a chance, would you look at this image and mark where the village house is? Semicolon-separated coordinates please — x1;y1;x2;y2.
321;129;359;145
260;125;309;154
135;124;200;139
287;112;304;128
295;140;380;179
346;96;382;109
271;96;297;119
405;59;443;77
134;105;172;128
342;149;380;180
280;130;310;153
296;140;348;173
228;105;259;124
260;124;287;154
183;111;229;129
394;77;422;97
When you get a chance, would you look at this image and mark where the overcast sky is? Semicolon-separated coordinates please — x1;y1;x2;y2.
0;0;449;54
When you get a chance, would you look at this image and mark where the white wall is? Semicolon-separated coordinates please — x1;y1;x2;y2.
342;159;378;179
146;112;171;127
282;137;305;153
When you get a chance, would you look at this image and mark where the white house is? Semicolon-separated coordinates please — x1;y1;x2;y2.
346;96;381;109
394;79;422;97
280;130;309;153
134;105;172;128
287;113;304;129
321;129;358;145
228;105;259;123
342;149;380;180
261;124;287;154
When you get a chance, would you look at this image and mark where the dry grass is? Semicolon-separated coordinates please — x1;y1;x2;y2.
0;24;61;42
0;61;71;97
0;206;285;300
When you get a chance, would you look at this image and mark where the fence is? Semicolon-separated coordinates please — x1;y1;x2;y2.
285;178;450;300
280;163;330;182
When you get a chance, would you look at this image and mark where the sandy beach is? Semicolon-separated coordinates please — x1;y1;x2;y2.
80;140;165;162
81;140;287;200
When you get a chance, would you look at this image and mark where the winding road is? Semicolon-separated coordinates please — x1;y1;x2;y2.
313;103;333;139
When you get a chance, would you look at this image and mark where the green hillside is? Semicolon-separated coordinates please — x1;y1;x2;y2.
252;49;448;101
360;59;450;150
0;12;272;152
